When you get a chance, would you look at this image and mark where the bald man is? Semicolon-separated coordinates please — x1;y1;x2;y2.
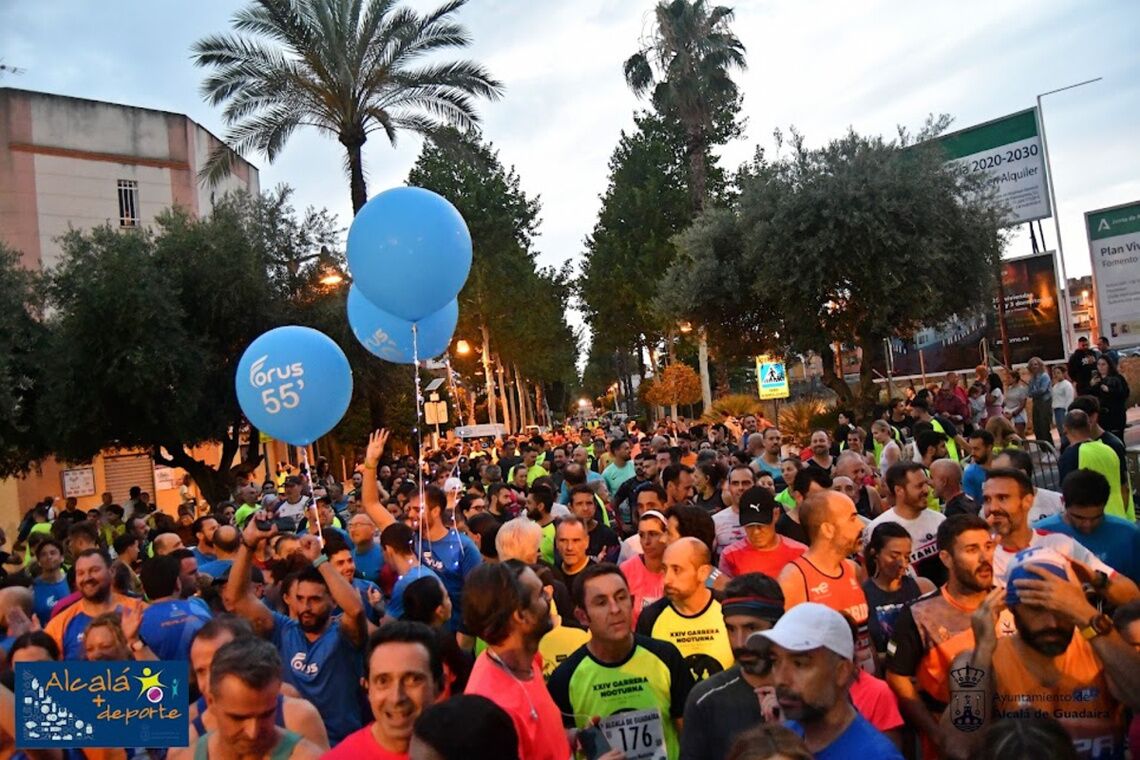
834;450;881;518
777;490;876;674
930;459;978;517
636;537;733;682
152;532;185;556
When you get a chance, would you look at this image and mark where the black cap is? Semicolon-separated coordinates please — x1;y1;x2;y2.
738;486;777;526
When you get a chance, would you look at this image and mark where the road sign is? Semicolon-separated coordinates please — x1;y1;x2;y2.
756;355;789;400
424;400;448;426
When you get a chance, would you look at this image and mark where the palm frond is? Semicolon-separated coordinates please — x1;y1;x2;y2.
623;51;655;95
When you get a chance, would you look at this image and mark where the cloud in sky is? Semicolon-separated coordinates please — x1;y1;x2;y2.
3;0;1139;298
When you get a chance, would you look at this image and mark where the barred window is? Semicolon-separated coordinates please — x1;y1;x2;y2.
117;179;139;227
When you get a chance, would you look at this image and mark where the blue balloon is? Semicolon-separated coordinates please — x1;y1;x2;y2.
347;286;458;364
346;186;472;322
235;326;353;446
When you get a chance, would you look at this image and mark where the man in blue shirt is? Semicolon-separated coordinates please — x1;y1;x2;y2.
190;515;219;564
347;513;382;582
138;554;212;660
31;539;70;624
962;430;993;503
1037;468;1140;584
379;522;439;620
751;602;903;760
323;535;384;624
408;485;481;630
224;513;367;746
197;524;241;580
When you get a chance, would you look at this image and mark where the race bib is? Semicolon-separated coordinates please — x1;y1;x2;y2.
599;709;666;760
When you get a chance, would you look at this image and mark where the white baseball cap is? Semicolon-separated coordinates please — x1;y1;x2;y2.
747;602;854;660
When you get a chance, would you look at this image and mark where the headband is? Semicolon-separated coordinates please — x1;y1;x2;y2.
721;595;784;623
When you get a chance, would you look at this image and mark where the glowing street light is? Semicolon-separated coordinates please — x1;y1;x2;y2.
318;272;344;286
455;339;472;355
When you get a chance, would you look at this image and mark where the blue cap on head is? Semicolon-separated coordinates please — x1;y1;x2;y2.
1005;546;1069;606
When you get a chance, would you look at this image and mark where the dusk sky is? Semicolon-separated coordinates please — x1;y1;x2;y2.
4;0;1138;294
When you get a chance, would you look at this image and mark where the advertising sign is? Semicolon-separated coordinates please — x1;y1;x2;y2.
940;108;1050;225
756;356;790;400
16;661;189;749
1086;201;1140;349
880;252;1065;376
61;467;96;498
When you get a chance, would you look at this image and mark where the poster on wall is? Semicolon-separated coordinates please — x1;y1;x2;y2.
1086;201;1140;349
878;252;1065;376
939;108;1051;226
154;464;177;491
61;467;96;498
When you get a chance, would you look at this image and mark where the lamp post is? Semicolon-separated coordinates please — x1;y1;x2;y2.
1036;77;1102;353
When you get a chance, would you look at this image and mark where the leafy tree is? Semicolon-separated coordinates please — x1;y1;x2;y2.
192;0;502;213
34;191;346;504
645;363;702;407
624;0;745;213
682;121;1006;413
0;244;48;476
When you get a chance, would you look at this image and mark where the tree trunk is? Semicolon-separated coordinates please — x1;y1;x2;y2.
819;343;856;407
480;322;498;425
666;331;678;420
513;364;528;429
856;341;883;419
495;356;512;433
341;130;369;215
154;441;240;508
533;382;546;427
686;131;708;214
698;327;713;413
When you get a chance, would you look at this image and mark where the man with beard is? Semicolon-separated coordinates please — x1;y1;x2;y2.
637;537;733;682
804;430;834;474
548;563;693;760
191;515;220;563
324;621;444;760
44;548;145;659
777;490;875;674
223;514;367;745
983;467;1138;608
864;462;946;585
379;523;438;622
942;547;1140;759
463;561;570;760
612;451;658;527
750;603;903;759
232;481;262;531
713;464;755;550
885;514;995;758
348;513;383;582
180;637;323;760
680;573;785;760
568;485;620;563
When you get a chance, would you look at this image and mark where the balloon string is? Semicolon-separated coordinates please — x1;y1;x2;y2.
301;446;323;547
412;323;426;556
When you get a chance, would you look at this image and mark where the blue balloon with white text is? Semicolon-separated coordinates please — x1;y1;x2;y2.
346;186;472;322
235;326;352;445
347;286;458;364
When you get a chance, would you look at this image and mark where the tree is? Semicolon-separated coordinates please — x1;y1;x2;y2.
684;121;1007;413
407;129;576;428
192;0;502;213
0;243;48;476
623;0;745;212
645;363;702;408
34;191;346;504
623;0;746;409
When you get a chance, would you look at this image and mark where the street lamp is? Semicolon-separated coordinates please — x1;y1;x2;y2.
455;339;472;356
318;272;344;286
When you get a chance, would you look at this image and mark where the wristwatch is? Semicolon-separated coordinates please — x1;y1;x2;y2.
1080;613;1113;640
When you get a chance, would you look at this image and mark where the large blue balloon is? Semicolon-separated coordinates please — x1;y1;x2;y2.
347;186;472;322
235;326;353;446
347;286;458;364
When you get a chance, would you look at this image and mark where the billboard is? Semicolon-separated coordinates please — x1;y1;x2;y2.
1086;201;1140;349
939;108;1050;226
879;252;1065;376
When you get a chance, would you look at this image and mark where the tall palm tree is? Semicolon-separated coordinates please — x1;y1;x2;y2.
192;0;503;214
624;0;745;213
624;0;745;413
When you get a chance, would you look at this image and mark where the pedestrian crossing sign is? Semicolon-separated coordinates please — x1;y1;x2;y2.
756;355;789;400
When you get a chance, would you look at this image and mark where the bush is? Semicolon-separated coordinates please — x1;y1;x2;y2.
700;393;763;424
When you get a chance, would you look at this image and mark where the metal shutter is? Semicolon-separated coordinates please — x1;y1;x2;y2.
102;454;156;504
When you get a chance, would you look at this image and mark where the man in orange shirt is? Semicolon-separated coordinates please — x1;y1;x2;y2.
943;547;1140;760
44;548;145;660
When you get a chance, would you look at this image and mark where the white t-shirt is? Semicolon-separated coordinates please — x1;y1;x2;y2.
551;502;572;519
993;529;1114;584
878;440;901;472
275;495;310;521
1051;378;1075;411
713;507;745;551
863;508;946;578
618;534;642;564
1028;488;1063;523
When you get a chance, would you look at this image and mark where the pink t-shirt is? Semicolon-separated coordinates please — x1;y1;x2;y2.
718;535;807;579
849;670;904;732
620;555;664;626
466;652;571;760
320;724;407;759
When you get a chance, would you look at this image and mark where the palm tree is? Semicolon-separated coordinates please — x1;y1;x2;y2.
623;0;745;213
624;0;745;413
192;0;503;214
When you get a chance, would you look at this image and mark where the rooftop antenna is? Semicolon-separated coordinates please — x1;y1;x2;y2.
0;60;26;78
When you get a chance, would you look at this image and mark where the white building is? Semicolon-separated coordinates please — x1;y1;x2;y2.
0;87;259;271
0;88;260;526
